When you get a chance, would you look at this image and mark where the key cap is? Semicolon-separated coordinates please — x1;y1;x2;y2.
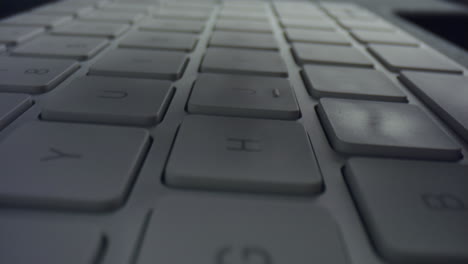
345;158;468;264
351;30;419;46
79;10;144;23
137;196;349;264
215;20;272;33
201;48;287;77
0;57;79;93
317;98;461;160
52;21;129;38
0;26;44;45
165;115;322;194
1;14;72;28
285;28;350;45
400;71;468;143
338;19;394;31
89;49;188;80
0;44;5;52
42;76;174;126
302;65;406;101
292;43;373;67
13;35;109;60
188;73;299;119
155;9;211;21
100;2;155;13
209;31;278;50
0;94;32;130
34;4;93;16
218;10;268;21
368;44;462;73
0;121;149;210
280;18;336;31
140;18;204;33
0;218;103;264
119;31;197;51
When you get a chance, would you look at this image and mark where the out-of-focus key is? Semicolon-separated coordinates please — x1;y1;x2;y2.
188;73;299;119
400;71;468;143
137;196;349;264
42;76;174;126
140;18;204;33
33;4;93;16
0;121;149;210
13;35;109;60
368;44;462;73
280;18;336;30
317;98;461;160
292;43;373;67
0;218;104;264
79;10;144;23
155;9;211;21
351;30;419;46
119;31;197;51
285;28;350;45
1;14;72;28
89;49;188;80
0;26;44;45
0;94;32;130
201;48;287;77
345;158;468;264
210;31;278;50
215;20;272;33
0;57;79;93
52;21;129;38
165;115;322;194
302;65;406;101
338;19;394;31
219;10;268;21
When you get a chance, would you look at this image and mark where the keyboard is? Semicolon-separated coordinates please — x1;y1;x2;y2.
0;0;467;264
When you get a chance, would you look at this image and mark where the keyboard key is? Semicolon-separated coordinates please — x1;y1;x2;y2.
89;49;188;80
0;26;44;45
0;218;103;264
292;43;373;67
285;28;350;45
34;4;93;16
350;30;419;46
280;18;336;31
140;18;204;33
201;48;287;77
338;19;394;31
13;35;108;60
0;44;5;52
52;21;129;38
0;57;79;93
79;10;144;23
137;197;349;264
368;44;462;73
400;71;468;143
42;76;174;126
0;121;149;210
209;31;278;50
317;98;461;160
100;2;155;13
188;73;300;119
302;65;406;101
1;14;72;28
155;9;211;21
345;158;468;263
0;94;32;130
166;115;322;194
215;20;272;33
219;10;268;21
119;31;197;51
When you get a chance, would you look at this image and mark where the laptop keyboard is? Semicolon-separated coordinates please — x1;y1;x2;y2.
0;0;467;264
